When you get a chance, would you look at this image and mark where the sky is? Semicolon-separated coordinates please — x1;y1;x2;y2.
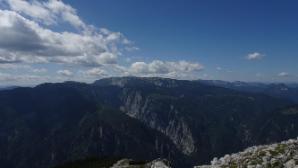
0;0;297;86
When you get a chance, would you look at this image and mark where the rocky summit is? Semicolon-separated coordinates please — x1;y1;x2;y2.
195;138;298;168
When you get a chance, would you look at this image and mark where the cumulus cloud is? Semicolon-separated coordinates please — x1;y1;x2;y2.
0;0;131;67
97;52;118;64
83;68;106;77
278;72;289;77
57;69;73;76
0;0;205;85
6;0;85;28
246;52;264;60
129;60;203;78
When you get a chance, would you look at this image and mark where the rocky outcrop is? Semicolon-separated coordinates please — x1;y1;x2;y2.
195;138;298;168
110;158;171;168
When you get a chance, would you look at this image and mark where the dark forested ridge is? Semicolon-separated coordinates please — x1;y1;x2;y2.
0;77;298;168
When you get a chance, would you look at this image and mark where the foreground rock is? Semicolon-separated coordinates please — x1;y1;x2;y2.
195;138;298;168
111;158;171;168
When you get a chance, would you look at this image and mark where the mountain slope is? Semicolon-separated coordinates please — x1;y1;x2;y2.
256;105;298;144
0;84;186;168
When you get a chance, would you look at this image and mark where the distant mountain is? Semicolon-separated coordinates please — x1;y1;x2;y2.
195;137;298;168
198;80;298;102
1;77;298;168
0;86;19;91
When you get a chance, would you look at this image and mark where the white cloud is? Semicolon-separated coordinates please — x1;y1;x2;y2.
129;60;203;78
0;3;130;66
246;52;264;60
57;69;73;76
97;52;117;64
0;0;206;85
6;0;85;28
83;68;106;77
278;72;289;77
6;0;54;25
130;62;150;74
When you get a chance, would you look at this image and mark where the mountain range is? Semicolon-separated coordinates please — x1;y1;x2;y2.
198;80;298;103
1;77;298;168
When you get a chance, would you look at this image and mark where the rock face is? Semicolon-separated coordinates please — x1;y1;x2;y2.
195;138;298;168
120;89;196;155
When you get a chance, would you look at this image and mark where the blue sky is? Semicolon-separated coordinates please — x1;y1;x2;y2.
0;0;297;86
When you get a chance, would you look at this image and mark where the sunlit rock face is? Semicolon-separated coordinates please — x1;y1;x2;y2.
195;138;298;168
119;89;195;155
